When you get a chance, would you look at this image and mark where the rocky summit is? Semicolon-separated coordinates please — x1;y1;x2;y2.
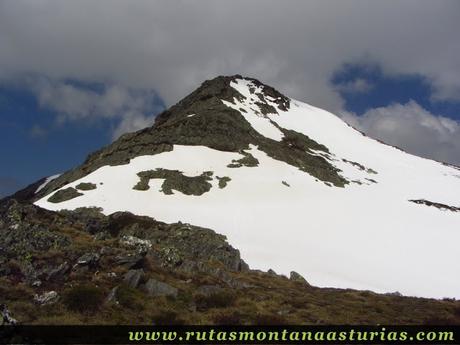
2;75;460;324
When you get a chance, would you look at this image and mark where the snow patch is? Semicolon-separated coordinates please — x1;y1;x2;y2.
222;79;284;141
35;174;61;194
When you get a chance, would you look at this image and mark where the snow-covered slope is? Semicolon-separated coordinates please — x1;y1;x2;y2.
35;77;460;299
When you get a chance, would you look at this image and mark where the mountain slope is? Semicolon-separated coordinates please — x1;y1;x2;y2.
31;75;460;299
3;200;460;325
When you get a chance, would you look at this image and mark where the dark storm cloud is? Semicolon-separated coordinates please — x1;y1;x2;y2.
0;0;459;162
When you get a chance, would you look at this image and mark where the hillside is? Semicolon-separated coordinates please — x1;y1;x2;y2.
22;75;460;300
1;199;459;325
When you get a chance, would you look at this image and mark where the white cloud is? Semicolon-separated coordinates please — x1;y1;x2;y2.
340;101;460;165
26;78;161;137
112;111;155;140
0;1;458;163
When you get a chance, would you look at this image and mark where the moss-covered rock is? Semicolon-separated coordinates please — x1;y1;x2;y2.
47;188;83;203
133;169;213;195
75;182;97;191
227;152;259;168
216;176;231;189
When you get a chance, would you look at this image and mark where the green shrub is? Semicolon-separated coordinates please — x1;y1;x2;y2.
63;284;105;314
116;285;145;310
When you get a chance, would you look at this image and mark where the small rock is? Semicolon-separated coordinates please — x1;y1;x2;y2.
228;278;252;289
115;253;144;269
123;269;143;288
34;291;59;305
76;253;100;267
106;286;119;304
0;304;17;325
143;278;178;298
289;271;310;285
120;235;152;252
99;246;114;255
107;272;117;278
46;262;70;281
240;261;250;272
267;269;277;276
31;280;42;287
386;291;403;297
277;309;290;316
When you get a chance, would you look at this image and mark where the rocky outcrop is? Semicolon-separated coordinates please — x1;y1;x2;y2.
290;271;310;285
143;278;178;298
409;199;460;212
75;182;97;191
124;269;144;288
34;291;59;305
133;169;213;195
47;187;83;203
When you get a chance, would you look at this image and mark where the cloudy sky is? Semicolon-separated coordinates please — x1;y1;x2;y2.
1;0;459;196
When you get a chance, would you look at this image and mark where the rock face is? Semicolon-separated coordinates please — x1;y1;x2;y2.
290;271;310;285
0;200;247;277
124;269;144;288
76;253;100;267
143;278;178;298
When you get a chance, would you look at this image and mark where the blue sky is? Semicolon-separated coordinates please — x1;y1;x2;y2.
0;1;459;197
0;81;165;196
332;64;460;120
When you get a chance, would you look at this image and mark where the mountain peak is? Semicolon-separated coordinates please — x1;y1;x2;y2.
31;75;346;200
154;75;290;128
